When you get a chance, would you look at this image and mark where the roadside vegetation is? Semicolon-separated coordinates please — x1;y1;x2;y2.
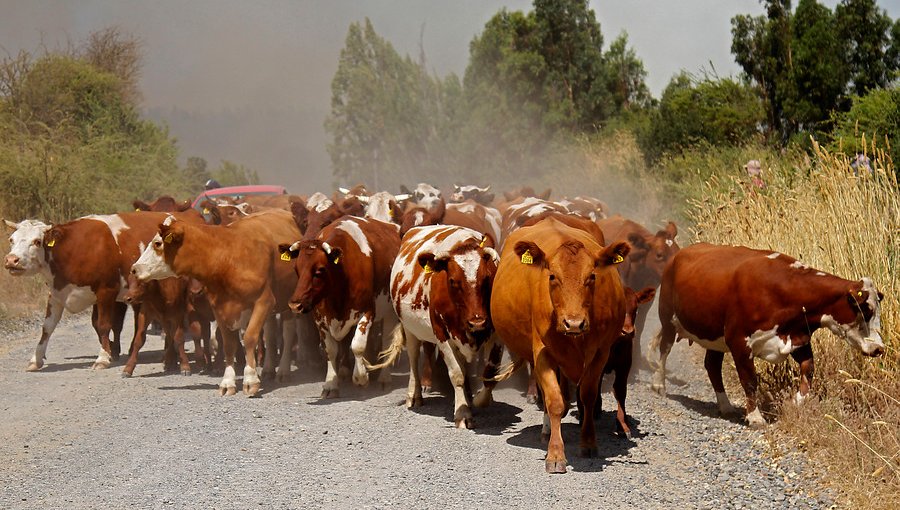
0;1;898;505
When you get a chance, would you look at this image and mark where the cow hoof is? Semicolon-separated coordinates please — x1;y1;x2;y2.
473;389;493;408
422;385;433;394
261;370;275;382
180;369;191;377
406;395;423;408
579;446;597;458
218;386;236;396
455;417;474;429
650;382;666;396
121;370;133;378
243;382;260;397
92;361;110;370
526;393;538;405
275;372;290;383
321;388;339;399
25;363;42;372
545;459;567;474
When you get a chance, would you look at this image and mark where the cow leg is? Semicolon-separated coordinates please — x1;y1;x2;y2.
122;305;150;377
790;343;814;404
349;312;373;387
474;337;504;408
162;322;179;373
436;340;472;429
732;344;764;428
218;327;239;396
173;322;191;376
261;314;279;381
535;349;567;473
406;333;423;408
240;297;274;397
579;354;608;458
704;349;739;416
27;293;64;371
650;325;675;395
630;299;653;372
276;313;296;382
187;316;209;373
526;362;540;406
91;290;118;370
321;332;340;398
421;342;436;393
612;343;633;436
110;302;127;360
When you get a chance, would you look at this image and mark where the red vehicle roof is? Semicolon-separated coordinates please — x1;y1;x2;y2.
191;184;287;208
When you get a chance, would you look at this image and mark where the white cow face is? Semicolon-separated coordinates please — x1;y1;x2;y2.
822;277;885;357
4;219;51;276
131;216;180;281
412;183;442;210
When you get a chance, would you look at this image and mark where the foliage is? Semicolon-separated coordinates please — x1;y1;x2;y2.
0;31;189;223
835;0;895;95
639;73;764;163
182;156;212;194
210;160;260;187
829;86;900;166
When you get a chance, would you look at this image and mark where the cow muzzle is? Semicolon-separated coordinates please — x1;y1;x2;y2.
5;255;24;273
467;316;487;333
560;317;589;335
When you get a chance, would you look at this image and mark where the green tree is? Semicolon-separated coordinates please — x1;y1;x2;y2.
835;0;895;95
830;86;900;166
210;160;259;187
602;32;653;115
183;156;211;193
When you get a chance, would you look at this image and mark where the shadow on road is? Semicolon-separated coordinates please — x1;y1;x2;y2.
37;361;95;372
506;422;640;472
667;393;746;425
157;382;220;391
404;395;524;434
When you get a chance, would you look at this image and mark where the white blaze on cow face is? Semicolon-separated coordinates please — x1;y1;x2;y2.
821;278;885;356
307;192;333;213
412;183;442;211
131;233;176;281
5;219;52;276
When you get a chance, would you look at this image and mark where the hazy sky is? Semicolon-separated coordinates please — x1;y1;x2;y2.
1;0;898;192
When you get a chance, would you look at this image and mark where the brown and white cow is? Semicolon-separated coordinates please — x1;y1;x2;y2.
369;225;501;428
558;196;610;222
578;286;656;438
443;201;502;248
491;217;629;473
499;196;568;244
4;213;199;371
131;209;302;396
651;243;885;427
294;192;366;240
280;216;401;398
449;184;494;205
598;215;679;369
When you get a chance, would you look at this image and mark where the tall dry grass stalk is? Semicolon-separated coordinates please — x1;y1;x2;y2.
690;139;899;508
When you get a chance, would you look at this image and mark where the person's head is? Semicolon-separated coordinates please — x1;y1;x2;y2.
744;160;762;177
204;179;221;190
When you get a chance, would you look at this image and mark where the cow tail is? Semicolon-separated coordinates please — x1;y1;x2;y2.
365;323;405;372
482;358;525;382
648;328;661;355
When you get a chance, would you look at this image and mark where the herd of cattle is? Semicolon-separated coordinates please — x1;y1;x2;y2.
3;183;886;473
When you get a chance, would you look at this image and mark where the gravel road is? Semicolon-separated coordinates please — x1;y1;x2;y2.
0;309;833;509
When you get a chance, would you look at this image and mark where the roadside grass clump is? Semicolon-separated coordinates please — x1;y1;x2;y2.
689;138;899;509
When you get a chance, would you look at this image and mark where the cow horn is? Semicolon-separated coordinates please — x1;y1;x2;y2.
394;193;411;201
357;195;370;204
338;187;351;195
321;242;333;255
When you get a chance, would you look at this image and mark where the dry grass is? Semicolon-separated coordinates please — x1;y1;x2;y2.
689;138;900;508
0;236;45;322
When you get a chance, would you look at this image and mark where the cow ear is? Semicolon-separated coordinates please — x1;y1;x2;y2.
877;291;884;302
599;241;631;267
627;232;649;251
327;246;343;265
513;241;544;266
44;228;62;248
539;188;552;200
290;200;309;232
636;287;656;305
278;243;300;262
399;185;412;195
159;226;183;246
657;221;677;240
418;253;449;273
175;200;191;212
483;192;495;204
133;200;149;211
4;219;17;232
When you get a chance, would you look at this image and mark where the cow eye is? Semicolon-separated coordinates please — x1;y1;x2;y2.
33;239;41;246
585;273;596;285
153;240;162;248
549;274;556;281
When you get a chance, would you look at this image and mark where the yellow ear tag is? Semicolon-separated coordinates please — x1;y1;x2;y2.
164;233;174;244
613;254;624;264
203;208;210;214
389;209;394;218
480;237;486;248
424;263;434;274
280;252;291;262
333;256;340;265
857;291;863;297
520;250;533;265
46;239;55;247
135;208;141;212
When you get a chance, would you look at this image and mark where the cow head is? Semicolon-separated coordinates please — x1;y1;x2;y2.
290;197;310;233
281;239;343;314
131;215;182;281
625;221;679;286
419;239;499;345
515;239;630;335
820;277;885;357
133;196;192;212
621;287;656;340
4;219;52;276
124;271;151;305
361;191;407;223
405;183;443;211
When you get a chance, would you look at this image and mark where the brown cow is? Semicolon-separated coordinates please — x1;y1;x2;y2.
4;213;197;371
281;216;401;397
491;217;629;473
368;225;501;428
133;196;192;212
131;209;302;396
294;192;366;240
577;286;656;438
651;243;885;427
598;215;679;370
